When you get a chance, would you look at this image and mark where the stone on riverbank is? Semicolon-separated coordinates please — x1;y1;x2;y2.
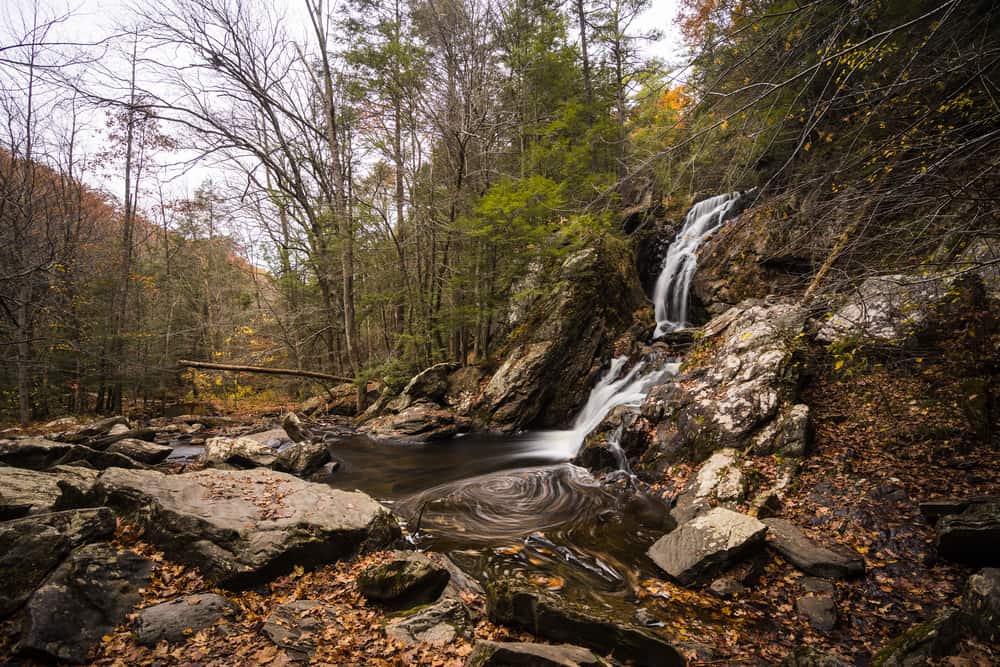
763;518;865;579
135;593;235;646
357;551;451;606
467;640;611;667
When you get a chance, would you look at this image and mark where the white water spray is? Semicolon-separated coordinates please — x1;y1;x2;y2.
652;192;742;337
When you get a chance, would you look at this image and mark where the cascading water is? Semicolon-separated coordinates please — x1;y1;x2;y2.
652;192;742;337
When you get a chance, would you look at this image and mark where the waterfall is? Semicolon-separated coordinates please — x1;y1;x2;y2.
652;192;742;337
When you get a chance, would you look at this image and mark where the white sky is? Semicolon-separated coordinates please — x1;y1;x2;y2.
2;0;684;204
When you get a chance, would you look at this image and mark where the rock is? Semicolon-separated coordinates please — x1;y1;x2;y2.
361;400;473;442
0;465;100;519
962;568;1000;638
750;404;811;457
639;301;807;465
273;442;331;476
107;438;173;465
670;449;744;524
85;427;159;451
299;394;329;416
748;489;783;519
486;579;683;666
474;237;648;431
135;593;235;646
203;435;278;468
49;416;129;444
0;436;144;470
796;578;837;633
357;551;450;606
244;428;293;446
647;507;768;586
282;412;309;443
18;543;152;664
0;508;116;618
872;608;967;667
708;576;745;598
392;363;459;411
781;646;852;667
108;423;130;435
919;495;1000;523
386;596;472;647
96;466;401;588
262;600;333;659
445;366;485;412
467;640;610;667
934;502;1000;566
762;518;865;578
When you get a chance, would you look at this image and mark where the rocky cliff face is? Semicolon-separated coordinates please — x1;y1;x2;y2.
472;236;648;431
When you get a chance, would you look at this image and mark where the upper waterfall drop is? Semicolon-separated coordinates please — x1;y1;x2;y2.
652;192;742;337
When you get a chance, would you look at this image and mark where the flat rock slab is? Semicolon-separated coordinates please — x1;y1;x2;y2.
486;579;683;667
0;436;144;470
18;543;152;664
96;466;401;588
135;593;235;646
107;438;173;465
468;640;610;667
357;551;450;607
0;508;116;618
763;518;864;578
935;502;1000;566
0;465;99;519
648;507;768;586
919;496;1000;523
386;596;471;647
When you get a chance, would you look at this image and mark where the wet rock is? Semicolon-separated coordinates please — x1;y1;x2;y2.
107;438;173;465
274;442;330;476
386;596;472;646
262;599;333;659
641;301;807;464
18;543;152;664
467;640;610;667
474;237;648;431
0;507;115;618
96;466;401;588
486;578;683;666
282;412;310;443
781;646;852;667
750;403;811;457
135;593;235;646
357;551;450;607
934;502;1000;566
49;416;129;444
796;578;837;633
762;518;865;578
871;608;967;667
962;568;1000;638
203;435;278;468
647;507;768;586
361;401;473;442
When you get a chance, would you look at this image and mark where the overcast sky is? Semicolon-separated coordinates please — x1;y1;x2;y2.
2;0;684;204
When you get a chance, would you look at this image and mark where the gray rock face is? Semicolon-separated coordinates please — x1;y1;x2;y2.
816;274;940;345
474;238;648;431
262;599;333;658
0;436;144;470
640;301;807;464
96;466;401;588
486;579;683;667
962;568;1000;637
467;640;610;667
671;449;744;525
18;543;152;664
934;502;1000;566
281;412;309;443
202;435;278;468
796;578;837;633
135;593;235;646
762;518;865;579
49;416;129;444
273;442;331;476
647;507;768;586
750;404;811;457
107;438;173;465
393;363;459;410
386;596;472;647
361;400;473;442
0;465;99;519
872;608;968;667
357;551;451;606
0;508;115;618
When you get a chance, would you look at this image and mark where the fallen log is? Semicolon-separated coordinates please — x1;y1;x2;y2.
177;360;354;384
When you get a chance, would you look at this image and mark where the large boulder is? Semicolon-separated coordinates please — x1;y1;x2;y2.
670;449;744;524
763;518;865;579
0;508;116;618
17;543;152;664
385;596;473;647
871;608;968;667
107;438;173;465
962;568;1000;638
202;435;278;468
467;640;610;667
474;237;648;431
134;593;235;646
486;579;684;667
639;301;807;465
360;401;472;442
391;363;459;411
49;416;129;444
0;465;98;519
96;466;401;588
647;507;768;586
357;551;451;607
934;502;1000;566
0;436;144;470
273;442;331;476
